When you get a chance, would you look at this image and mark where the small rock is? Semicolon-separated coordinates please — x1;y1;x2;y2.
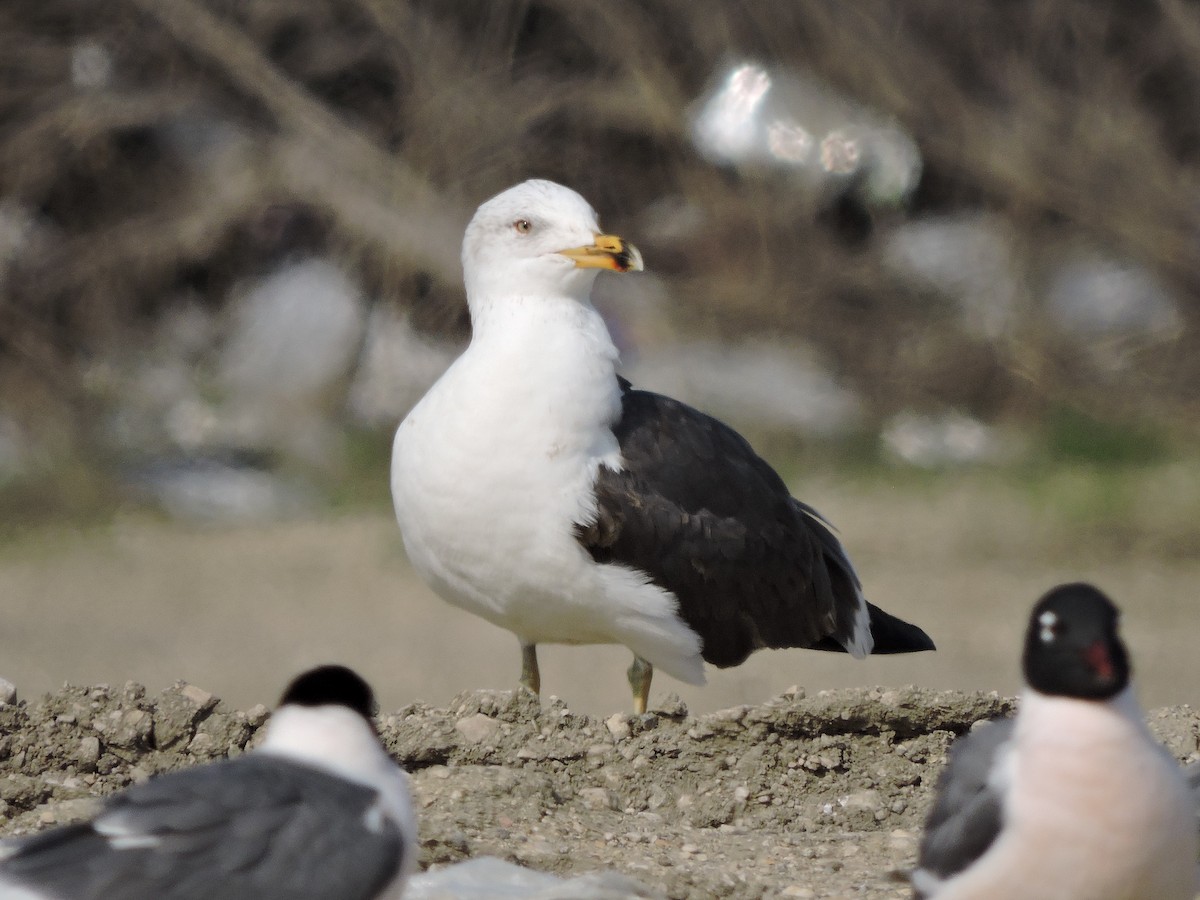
187;732;216;756
0;678;17;705
578;787;617;811
455;713;500;745
42;797;100;825
841;790;884;813
653;693;689;719
95;708;152;750
180;684;214;708
153;682;218;750
780;887;816;898
605;713;631;741
76;736;101;772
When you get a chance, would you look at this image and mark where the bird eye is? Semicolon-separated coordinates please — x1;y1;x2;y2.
513;219;533;234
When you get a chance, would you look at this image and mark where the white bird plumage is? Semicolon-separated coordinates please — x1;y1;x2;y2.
391;180;705;689
392;178;934;712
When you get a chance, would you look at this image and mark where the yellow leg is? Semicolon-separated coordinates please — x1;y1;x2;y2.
520;643;540;696
628;655;653;715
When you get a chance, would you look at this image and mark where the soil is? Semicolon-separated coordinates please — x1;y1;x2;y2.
3;680;1198;899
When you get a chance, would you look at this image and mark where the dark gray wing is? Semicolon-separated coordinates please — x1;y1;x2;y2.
576;380;867;667
0;756;406;900
1184;759;1200;834
913;718;1014;897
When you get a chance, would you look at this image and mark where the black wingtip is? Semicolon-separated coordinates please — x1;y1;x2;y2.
278;665;378;719
866;602;936;654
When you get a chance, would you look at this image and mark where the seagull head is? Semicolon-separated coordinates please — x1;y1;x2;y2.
1022;582;1130;700
259;664;393;780
277;664;379;719
462;179;643;305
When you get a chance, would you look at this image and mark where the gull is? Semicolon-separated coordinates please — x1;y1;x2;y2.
0;665;415;900
913;583;1198;899
391;178;933;713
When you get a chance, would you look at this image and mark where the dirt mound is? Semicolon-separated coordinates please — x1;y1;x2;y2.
2;681;1198;898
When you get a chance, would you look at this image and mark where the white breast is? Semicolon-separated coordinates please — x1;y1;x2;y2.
391;297;620;635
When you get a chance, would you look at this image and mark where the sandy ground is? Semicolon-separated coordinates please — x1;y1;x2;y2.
2;476;1199;717
3;478;1200;897
1;678;1197;899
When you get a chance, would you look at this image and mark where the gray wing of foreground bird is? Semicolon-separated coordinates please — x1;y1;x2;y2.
0;665;414;900
0;757;405;900
911;718;1012;896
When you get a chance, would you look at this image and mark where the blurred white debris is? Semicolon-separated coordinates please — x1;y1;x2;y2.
218;258;367;462
220;258;366;401
690;62;921;206
127;457;314;523
406;856;660;900
624;339;862;438
163;397;222;451
0;677;15;706
882;411;1006;468
882;213;1021;340
71;40;113;90
346;308;459;428
1046;253;1181;338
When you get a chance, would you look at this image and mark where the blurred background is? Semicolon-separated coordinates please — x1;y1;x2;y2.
2;0;1199;714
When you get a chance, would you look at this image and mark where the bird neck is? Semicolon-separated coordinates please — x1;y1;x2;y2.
258;705;393;787
467;292;619;375
1016;684;1146;750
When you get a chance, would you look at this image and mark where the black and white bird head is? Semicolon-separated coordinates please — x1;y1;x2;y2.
461;179;643;306
1022;582;1130;700
277;663;379;719
260;664;395;783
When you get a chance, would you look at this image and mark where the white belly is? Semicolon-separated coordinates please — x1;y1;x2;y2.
389;320;704;684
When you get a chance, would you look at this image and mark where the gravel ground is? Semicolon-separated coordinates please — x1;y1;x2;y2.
2;680;1198;898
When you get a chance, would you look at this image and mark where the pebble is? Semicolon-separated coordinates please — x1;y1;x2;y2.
841;789;884;813
577;787;615;811
180;684;214;708
186;732;216;755
605;713;631;741
455;713;500;744
76;736;101;771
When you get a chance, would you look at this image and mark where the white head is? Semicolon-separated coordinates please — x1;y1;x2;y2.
461;179;643;310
